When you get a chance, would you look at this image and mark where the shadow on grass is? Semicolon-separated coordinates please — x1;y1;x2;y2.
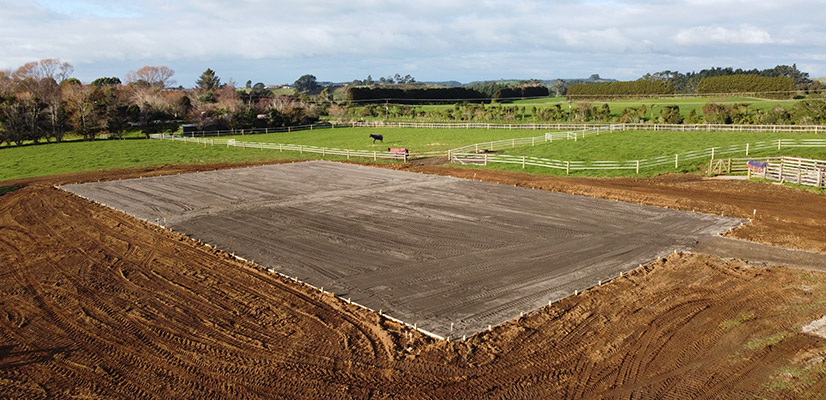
0;186;19;196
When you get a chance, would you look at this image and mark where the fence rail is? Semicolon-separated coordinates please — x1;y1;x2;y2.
753;157;826;188
450;137;826;174
181;122;334;137
155;122;826;174
181;121;826;137
151;134;443;161
337;121;826;133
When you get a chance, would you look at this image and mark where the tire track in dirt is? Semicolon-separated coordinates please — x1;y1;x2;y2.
3;171;826;398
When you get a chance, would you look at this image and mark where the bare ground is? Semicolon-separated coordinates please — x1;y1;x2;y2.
2;160;826;398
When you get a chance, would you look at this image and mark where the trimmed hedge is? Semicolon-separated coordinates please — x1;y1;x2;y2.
566;80;673;100
346;87;487;104
697;75;795;99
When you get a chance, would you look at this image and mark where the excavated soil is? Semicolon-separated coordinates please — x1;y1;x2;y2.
2;160;826;398
58;161;743;338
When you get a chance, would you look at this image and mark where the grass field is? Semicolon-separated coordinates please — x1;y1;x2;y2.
2;126;825;182
219;127;560;153
489;130;826;176
368;95;800;122
0;139;312;182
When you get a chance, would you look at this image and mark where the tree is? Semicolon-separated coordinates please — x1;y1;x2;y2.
196;68;221;92
13;58;73;83
64;83;103;140
659;105;682;124
125;66;175;88
91;77;122;87
293;74;319;93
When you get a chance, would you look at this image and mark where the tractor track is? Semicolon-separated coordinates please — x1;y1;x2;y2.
2;163;826;398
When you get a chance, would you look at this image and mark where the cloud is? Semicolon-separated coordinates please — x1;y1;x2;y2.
1;0;825;83
673;25;785;45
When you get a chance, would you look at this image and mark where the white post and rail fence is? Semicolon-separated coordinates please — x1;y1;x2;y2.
152;126;826;177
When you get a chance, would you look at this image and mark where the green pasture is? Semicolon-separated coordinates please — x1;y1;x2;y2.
489;129;826;177
2;125;825;182
219;127;563;153
0;139;312;182
358;95;799;122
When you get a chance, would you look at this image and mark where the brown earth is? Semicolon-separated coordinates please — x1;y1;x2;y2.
2;160;826;399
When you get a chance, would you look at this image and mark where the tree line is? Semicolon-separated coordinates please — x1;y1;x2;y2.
566;80;673;100
347;99;826;125
346;87;488;104
641;64;818;94
0;60;323;146
696;75;795;99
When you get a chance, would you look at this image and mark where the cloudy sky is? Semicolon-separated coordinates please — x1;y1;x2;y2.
2;0;824;86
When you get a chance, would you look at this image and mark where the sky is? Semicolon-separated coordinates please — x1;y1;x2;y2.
1;0;824;87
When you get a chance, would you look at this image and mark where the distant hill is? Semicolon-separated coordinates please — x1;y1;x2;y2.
419;80;463;87
465;75;616;88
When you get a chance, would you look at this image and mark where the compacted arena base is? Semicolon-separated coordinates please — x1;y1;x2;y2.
61;161;743;338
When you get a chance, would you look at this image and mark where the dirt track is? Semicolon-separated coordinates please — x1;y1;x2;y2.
2;161;826;398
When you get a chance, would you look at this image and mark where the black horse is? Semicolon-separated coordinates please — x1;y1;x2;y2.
369;134;383;143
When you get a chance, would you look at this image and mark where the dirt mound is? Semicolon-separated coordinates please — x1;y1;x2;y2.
2;162;826;398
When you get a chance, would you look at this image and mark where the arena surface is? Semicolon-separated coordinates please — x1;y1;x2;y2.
61;161;742;338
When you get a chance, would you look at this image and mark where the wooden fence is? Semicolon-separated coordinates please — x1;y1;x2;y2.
340;121;826;133
745;157;826;188
450;134;826;175
181;121;826;137
151;134;444;161
180;122;333;137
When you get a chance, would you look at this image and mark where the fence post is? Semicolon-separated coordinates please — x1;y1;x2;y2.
300;145;303;154
746;143;750;156
512;138;515;148
522;156;526;169
566;161;570;175
280;143;283;152
347;150;350;159
778;139;782;150
374;151;377;161
484;154;488;166
675;154;679;168
636;160;640;174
